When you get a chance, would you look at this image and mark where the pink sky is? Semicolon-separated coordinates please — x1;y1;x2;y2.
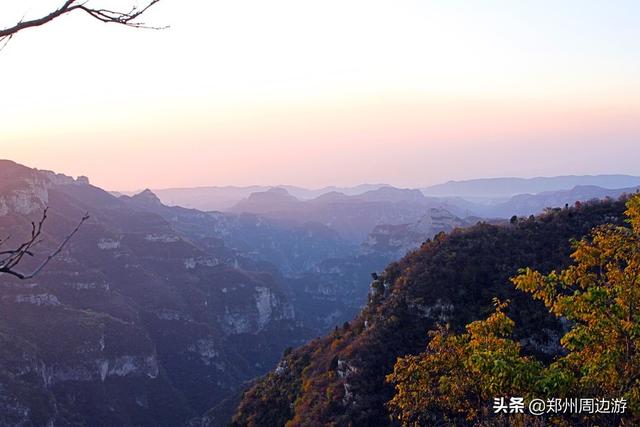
1;1;639;190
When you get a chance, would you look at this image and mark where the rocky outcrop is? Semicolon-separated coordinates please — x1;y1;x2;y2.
220;285;294;335
0;160;89;217
362;207;470;257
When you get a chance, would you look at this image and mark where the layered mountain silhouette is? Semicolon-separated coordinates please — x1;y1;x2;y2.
0;161;462;425
421;174;640;199
2;159;639;426
480;184;640;217
130;184;389;212
129;175;640;213
228;186;472;243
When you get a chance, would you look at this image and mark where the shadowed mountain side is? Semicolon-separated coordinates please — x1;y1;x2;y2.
0;160;309;426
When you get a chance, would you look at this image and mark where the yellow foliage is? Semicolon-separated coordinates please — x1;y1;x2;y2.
387;195;640;426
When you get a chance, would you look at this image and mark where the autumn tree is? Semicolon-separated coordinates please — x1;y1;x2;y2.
387;300;544;426
387;194;640;426
514;194;640;419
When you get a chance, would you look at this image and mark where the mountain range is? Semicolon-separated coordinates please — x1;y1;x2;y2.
2;159;639;426
122;184;389;212
420;174;640;200
0;160;470;425
120;174;640;213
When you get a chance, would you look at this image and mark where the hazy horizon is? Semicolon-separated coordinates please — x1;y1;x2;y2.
8;156;639;194
2;1;639;190
5;157;640;194
114;173;640;194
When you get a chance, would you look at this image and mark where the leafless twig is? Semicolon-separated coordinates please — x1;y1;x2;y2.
0;1;165;47
0;208;89;280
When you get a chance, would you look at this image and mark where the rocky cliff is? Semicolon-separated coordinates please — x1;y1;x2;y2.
0;160;307;426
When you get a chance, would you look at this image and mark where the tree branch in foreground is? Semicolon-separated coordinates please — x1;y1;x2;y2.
0;0;165;48
0;208;89;280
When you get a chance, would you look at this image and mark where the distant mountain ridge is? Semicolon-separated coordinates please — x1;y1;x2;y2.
227;186;463;243
479;184;640;218
125;184;390;212
421;174;640;199
229;188;303;214
225;182;640;241
122;174;640;216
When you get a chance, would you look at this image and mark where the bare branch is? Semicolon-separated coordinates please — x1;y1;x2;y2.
0;209;89;280
0;1;165;47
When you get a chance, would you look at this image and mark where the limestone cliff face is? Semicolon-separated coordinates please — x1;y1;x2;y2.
362;207;470;257
0;171;50;216
0;161;307;426
219;285;295;335
0;160;87;217
0;289;182;426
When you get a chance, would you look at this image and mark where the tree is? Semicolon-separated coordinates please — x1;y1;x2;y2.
386;299;544;426
514;193;640;419
387;194;640;426
0;208;89;280
1;0;164;47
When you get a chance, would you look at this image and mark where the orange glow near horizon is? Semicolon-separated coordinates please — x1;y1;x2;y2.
1;1;639;190
4;93;638;190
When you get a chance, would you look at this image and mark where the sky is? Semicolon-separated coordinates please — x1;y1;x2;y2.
0;0;639;190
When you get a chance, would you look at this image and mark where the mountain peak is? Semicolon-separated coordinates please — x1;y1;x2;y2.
132;188;163;205
245;187;298;201
229;187;301;214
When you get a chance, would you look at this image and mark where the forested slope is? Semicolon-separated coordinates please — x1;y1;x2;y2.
231;198;630;426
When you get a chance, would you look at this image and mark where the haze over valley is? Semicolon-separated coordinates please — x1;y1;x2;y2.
1;159;638;425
